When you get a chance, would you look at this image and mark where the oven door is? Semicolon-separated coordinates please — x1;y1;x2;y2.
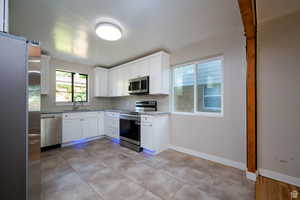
120;115;141;145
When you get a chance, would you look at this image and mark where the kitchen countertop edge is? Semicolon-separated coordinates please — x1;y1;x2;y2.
41;110;170;115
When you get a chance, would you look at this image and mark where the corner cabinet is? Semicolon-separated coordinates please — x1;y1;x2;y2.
141;114;170;154
93;51;170;97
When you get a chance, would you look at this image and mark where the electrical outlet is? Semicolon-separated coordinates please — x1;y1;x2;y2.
291;190;298;199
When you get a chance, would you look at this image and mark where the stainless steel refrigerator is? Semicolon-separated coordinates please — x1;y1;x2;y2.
0;32;41;200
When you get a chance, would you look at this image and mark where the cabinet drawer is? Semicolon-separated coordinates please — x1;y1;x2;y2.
63;113;83;120
141;115;153;123
82;112;99;118
106;112;120;117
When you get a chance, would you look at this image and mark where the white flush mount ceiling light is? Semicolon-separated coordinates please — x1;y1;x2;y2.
95;23;122;41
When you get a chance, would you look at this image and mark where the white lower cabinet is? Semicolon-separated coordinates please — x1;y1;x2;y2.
141;115;169;154
62;112;105;143
98;111;105;136
62;118;82;143
82;117;98;138
104;112;120;139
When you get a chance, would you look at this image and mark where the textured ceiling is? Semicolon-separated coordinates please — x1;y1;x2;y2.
10;0;243;67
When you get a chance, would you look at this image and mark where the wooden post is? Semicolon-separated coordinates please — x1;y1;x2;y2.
238;0;257;173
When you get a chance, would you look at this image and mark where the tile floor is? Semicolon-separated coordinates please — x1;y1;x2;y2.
41;138;255;200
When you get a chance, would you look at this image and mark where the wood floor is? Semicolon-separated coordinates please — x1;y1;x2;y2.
256;176;300;200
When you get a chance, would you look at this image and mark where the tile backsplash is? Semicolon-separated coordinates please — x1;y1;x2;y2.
110;95;170;111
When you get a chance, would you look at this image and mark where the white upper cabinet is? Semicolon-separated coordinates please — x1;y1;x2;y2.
41;55;50;95
130;59;149;79
108;69;119;97
118;66;129;96
149;52;170;95
94;67;108;97
94;51;170;97
0;0;9;32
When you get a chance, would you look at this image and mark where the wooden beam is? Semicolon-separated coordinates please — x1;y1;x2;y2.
238;0;257;173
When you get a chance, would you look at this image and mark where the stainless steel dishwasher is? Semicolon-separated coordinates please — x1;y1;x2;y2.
41;114;62;150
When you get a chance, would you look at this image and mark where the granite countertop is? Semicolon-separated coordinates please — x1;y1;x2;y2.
41;109;170;115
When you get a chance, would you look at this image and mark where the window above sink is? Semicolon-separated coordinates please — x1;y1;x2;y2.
56;70;89;103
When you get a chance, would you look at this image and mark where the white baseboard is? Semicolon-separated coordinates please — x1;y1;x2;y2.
246;171;258;181
259;169;300;187
168;145;246;171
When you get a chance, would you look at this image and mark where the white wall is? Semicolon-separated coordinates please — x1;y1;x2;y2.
169;30;247;167
257;11;300;184
41;58;112;112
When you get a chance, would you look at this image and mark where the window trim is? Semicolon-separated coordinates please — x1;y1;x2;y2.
55;70;89;104
171;56;224;117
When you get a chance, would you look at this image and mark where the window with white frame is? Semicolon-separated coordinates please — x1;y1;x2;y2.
172;57;223;114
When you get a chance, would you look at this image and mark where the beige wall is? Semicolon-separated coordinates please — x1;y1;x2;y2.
170;30;247;165
41;58;112;112
257;11;300;179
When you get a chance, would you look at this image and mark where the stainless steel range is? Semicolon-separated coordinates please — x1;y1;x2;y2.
119;101;157;152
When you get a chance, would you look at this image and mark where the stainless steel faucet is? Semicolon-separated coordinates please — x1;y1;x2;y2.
72;101;83;110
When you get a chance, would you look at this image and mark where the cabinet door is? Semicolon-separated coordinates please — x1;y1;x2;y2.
116;69;123;96
94;68;108;97
98;112;105;135
109;70;119;96
62;119;82;143
130;62;140;79
139;59;149;77
104;115;112;137
108;71;112;96
82;117;99;138
113;118;120;139
119;67;129;96
141;123;154;151
149;55;162;94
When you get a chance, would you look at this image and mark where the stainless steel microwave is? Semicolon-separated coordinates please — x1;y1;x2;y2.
128;76;149;95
